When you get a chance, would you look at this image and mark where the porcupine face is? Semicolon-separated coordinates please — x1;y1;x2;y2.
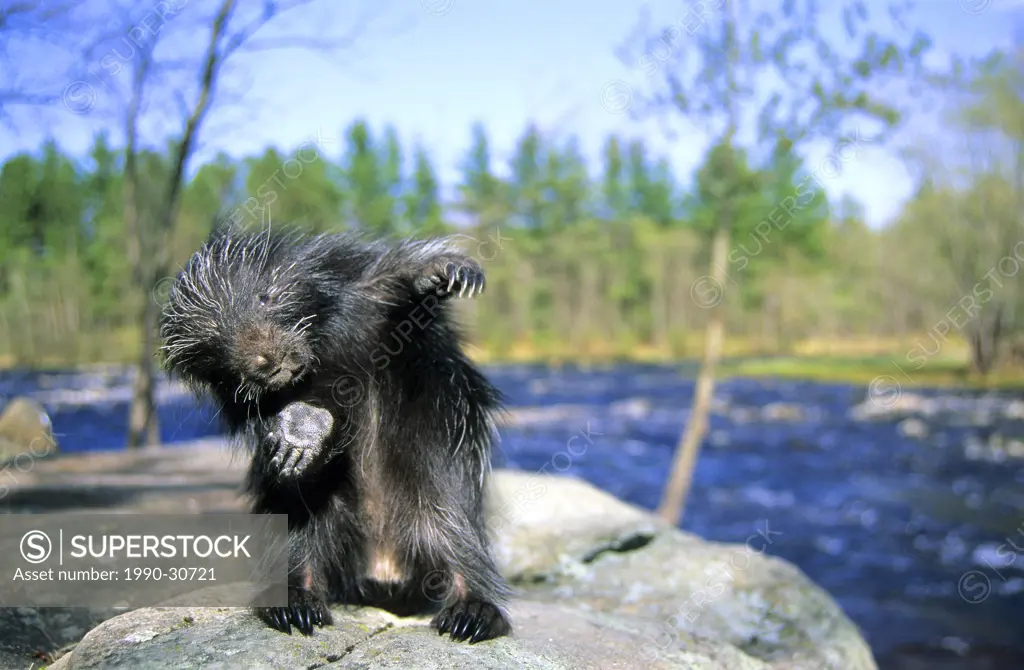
159;228;324;402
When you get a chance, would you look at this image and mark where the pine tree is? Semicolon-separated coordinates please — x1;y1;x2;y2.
405;143;445;235
343;119;394;234
457;122;504;221
508;123;544;228
600;135;628;221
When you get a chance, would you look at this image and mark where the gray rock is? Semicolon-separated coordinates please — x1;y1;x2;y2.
760;402;805;422
49;601;770;670
849;392;932;421
40;457;876;669
497;404;592;428
966;434;1024;462
607;398;652;420
728;407;759;424
488;472;874;670
486;470;665;579
0;396;58;463
897;418;928;439
1005;400;1024;420
0;605;126;668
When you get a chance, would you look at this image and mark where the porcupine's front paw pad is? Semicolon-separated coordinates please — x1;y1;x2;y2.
432;599;510;643
428;260;485;299
256;588;332;636
267;402;333;478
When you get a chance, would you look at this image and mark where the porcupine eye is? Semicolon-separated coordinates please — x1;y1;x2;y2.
257;292;272;307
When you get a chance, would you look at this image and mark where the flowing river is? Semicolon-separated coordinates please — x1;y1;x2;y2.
3;363;1023;669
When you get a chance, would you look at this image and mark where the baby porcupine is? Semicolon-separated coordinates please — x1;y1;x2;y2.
159;223;512;643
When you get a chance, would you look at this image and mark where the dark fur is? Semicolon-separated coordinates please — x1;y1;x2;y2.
159;224;512;643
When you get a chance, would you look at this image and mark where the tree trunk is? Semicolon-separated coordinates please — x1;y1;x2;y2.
656;0;738;526
129;290;161;448
656;221;730;525
124;175;160;449
970;307;1003;376
555;257;574;347
667;253;688;352
651;244;669;352
123;51;158;450
579;253;598;349
514;262;533;345
125;0;236;449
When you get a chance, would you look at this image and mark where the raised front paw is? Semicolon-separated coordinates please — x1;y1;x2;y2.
431;598;511;644
427;258;485;299
255;587;333;636
266;401;333;479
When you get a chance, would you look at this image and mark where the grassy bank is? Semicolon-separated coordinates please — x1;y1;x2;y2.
471;336;1024;390
2;332;1021;390
716;356;1024;390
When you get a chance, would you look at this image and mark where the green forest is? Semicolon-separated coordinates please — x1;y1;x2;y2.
1;3;1022;386
2;107;1021;377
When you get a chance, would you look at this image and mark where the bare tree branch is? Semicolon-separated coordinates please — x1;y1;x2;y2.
158;0;238;239
0;1;79;124
118;0;377;447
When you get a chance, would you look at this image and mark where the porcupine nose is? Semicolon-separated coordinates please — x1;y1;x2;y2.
254;350;305;389
254;353;280;374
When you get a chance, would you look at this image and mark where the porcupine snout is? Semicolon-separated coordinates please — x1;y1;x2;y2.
235;321;311;391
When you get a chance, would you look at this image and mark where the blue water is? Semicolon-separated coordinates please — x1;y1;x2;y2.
3;363;1024;668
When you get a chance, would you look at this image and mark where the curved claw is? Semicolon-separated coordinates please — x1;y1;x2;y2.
431;599;510;644
265;402;332;480
257;606;293;635
445;262;457;294
276;446;313;479
256;589;332;637
292;604;312;635
430;260;485;300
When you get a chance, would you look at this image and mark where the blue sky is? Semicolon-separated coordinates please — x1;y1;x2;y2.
1;0;1022;227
